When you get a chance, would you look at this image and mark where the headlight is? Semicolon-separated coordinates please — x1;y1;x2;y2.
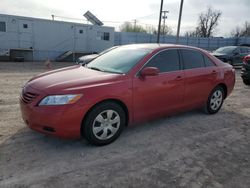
39;94;82;106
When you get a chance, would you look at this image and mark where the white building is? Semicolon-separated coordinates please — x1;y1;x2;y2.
0;14;114;61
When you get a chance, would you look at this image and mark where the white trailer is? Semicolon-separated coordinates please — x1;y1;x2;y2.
0;14;114;61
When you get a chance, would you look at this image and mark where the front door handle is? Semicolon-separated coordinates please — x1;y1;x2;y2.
175;76;183;81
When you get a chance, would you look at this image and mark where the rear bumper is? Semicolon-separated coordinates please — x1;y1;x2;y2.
20;99;88;139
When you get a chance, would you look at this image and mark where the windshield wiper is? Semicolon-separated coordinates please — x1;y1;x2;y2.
86;66;123;74
87;66;102;72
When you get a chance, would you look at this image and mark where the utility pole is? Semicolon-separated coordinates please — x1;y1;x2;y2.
162;10;169;35
176;0;184;44
133;19;137;30
157;0;164;43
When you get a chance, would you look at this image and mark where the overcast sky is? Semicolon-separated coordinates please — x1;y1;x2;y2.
0;0;249;36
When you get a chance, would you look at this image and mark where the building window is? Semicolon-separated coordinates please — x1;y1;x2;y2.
103;32;110;41
0;22;6;32
23;24;28;29
97;32;110;41
79;29;83;34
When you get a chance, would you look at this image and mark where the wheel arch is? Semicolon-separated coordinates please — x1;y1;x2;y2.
216;83;228;99
80;99;129;137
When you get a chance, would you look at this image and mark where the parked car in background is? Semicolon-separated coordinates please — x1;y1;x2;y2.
241;54;250;85
76;46;118;65
212;46;250;65
20;44;235;145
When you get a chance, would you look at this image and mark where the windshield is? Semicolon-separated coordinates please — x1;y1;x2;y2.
86;46;151;74
215;46;236;54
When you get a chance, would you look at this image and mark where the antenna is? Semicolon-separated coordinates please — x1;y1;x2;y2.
83;11;103;26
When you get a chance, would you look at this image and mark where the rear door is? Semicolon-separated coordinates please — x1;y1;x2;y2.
133;49;185;121
180;49;217;108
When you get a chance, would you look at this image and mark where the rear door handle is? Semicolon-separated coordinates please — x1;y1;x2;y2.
212;70;216;74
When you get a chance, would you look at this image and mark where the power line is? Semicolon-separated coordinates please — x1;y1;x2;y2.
52;14;160;30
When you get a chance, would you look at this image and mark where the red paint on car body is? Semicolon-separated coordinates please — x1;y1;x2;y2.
20;44;235;139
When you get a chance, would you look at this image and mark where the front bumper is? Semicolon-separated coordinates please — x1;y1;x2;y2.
19;86;88;139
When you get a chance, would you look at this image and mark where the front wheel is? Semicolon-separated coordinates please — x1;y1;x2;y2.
204;86;225;114
83;102;126;145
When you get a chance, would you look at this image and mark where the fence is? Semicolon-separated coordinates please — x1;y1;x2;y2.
115;32;250;51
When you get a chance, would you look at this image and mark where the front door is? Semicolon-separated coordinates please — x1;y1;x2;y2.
133;49;185;122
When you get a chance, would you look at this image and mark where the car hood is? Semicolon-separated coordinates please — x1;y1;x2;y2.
26;65;123;93
211;52;228;57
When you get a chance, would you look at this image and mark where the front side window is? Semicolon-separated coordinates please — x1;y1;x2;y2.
240;47;249;54
0;21;6;32
145;49;180;73
181;49;205;69
215;47;236;54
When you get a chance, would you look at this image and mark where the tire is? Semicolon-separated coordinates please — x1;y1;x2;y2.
243;79;250;85
83;102;126;146
204;86;225;114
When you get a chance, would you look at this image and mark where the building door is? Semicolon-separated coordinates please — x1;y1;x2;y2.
74;26;88;52
18;19;33;49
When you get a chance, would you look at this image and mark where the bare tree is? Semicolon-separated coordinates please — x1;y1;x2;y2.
241;21;250;36
120;22;173;35
196;7;222;37
231;26;241;37
148;25;173;35
160;25;173;35
184;30;199;37
119;22;147;33
231;21;250;37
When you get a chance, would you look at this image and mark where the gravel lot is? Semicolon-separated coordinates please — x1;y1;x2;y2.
0;62;249;188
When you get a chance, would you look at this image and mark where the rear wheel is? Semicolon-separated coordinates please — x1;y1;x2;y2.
204;86;225;114
83;102;126;145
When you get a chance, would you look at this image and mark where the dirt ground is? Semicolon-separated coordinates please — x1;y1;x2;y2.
0;62;249;188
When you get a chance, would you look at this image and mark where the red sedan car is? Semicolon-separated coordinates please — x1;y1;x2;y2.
20;44;235;145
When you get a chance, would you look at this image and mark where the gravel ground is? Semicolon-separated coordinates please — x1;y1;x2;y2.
0;62;249;188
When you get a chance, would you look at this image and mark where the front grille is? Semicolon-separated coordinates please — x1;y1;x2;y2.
21;91;38;104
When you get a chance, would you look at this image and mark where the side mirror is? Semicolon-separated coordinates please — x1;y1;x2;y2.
233;51;239;56
140;67;159;78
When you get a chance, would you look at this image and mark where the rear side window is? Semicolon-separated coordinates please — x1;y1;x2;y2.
146;49;180;73
203;55;215;67
241;47;250;53
181;49;205;69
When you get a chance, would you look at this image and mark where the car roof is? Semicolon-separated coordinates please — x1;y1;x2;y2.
119;43;203;51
